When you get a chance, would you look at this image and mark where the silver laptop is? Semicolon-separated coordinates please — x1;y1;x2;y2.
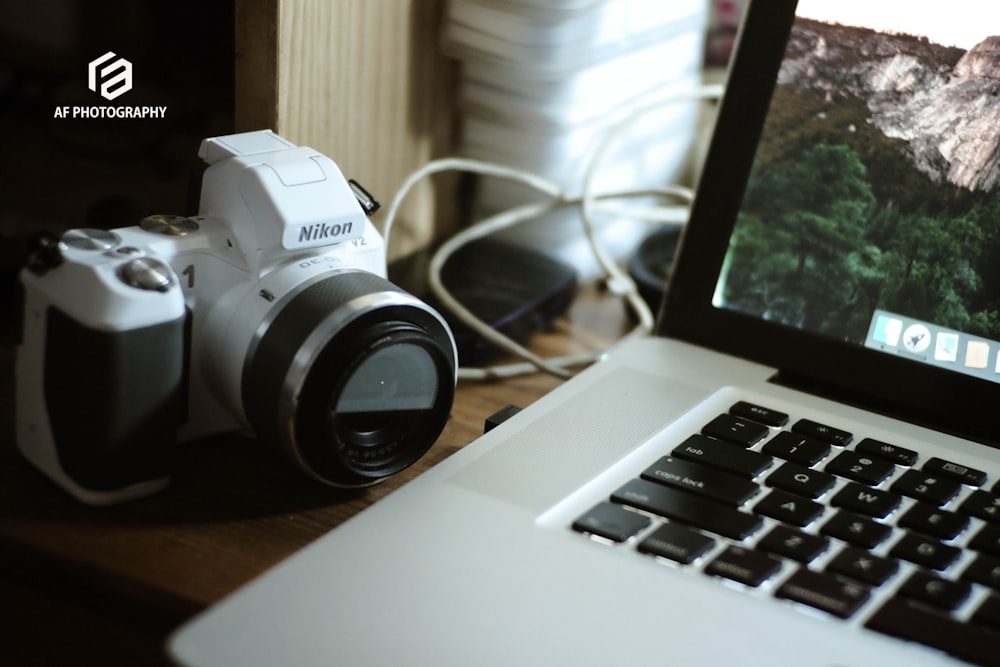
169;1;1000;664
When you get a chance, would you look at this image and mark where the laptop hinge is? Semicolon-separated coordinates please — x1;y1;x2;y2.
770;369;999;450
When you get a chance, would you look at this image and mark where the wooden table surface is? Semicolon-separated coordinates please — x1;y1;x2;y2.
0;281;627;664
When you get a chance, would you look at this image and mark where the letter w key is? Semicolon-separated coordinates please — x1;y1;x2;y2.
832;482;901;518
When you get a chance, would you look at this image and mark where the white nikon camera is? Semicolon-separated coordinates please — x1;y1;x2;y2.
16;130;457;505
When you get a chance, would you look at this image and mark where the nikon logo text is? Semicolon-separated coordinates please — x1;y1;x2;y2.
298;222;353;243
88;52;132;100
283;219;363;249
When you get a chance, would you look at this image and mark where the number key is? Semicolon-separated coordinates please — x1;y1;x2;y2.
792;419;853;447
856;438;918;466
892;470;962;506
825;451;894;485
762;431;830;466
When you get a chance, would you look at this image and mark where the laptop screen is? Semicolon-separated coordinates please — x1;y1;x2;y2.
713;0;1000;385
662;0;1000;444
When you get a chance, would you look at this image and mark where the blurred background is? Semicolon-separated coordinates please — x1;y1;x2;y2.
0;0;746;335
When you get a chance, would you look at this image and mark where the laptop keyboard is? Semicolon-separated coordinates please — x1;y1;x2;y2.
571;400;1000;665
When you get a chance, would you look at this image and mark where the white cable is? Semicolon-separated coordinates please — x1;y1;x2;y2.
381;157;563;255
378;84;725;381
578;83;723;339
427;188;693;380
430;199;572;378
592;200;692;224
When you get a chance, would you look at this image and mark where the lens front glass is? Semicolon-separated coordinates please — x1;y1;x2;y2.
329;338;446;474
335;343;438;414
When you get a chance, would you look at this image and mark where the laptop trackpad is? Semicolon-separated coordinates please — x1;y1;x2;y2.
448;366;706;513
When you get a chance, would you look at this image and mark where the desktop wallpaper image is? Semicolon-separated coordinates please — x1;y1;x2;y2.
716;11;1000;345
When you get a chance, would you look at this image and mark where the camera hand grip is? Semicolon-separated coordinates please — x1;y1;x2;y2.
41;307;186;495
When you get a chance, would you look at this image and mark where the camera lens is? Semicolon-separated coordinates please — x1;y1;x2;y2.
333;342;438;465
242;270;456;487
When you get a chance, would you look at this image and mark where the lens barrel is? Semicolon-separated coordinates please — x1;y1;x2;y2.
242;270;456;487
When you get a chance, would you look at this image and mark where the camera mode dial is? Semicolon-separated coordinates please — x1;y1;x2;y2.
61;228;120;251
140;214;200;236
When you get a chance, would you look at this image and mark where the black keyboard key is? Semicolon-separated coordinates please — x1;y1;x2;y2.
826;546;898;586
767;462;836;499
866;596;1000;666
891;469;962;506
971;524;1000;558
705;546;782;587
923;457;987;487
791;419;853;447
729;401;788;427
757;525;828;563
572;502;650;542
701;414;769;447
776;568;870;619
900;570;971;611
961;490;1000;524
762;431;830;466
831;482;900;519
972;594;1000;632
824;451;895;485
890;532;961;571
962;554;1000;591
855;438;918;466
611;479;763;540
753;489;824;527
640;457;759;506
899;503;969;541
637;522;715;565
671;435;773;479
821;511;892;549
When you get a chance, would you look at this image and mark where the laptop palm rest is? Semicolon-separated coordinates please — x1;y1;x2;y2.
448;365;707;513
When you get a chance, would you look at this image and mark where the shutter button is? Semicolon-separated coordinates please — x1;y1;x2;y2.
119;257;174;292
